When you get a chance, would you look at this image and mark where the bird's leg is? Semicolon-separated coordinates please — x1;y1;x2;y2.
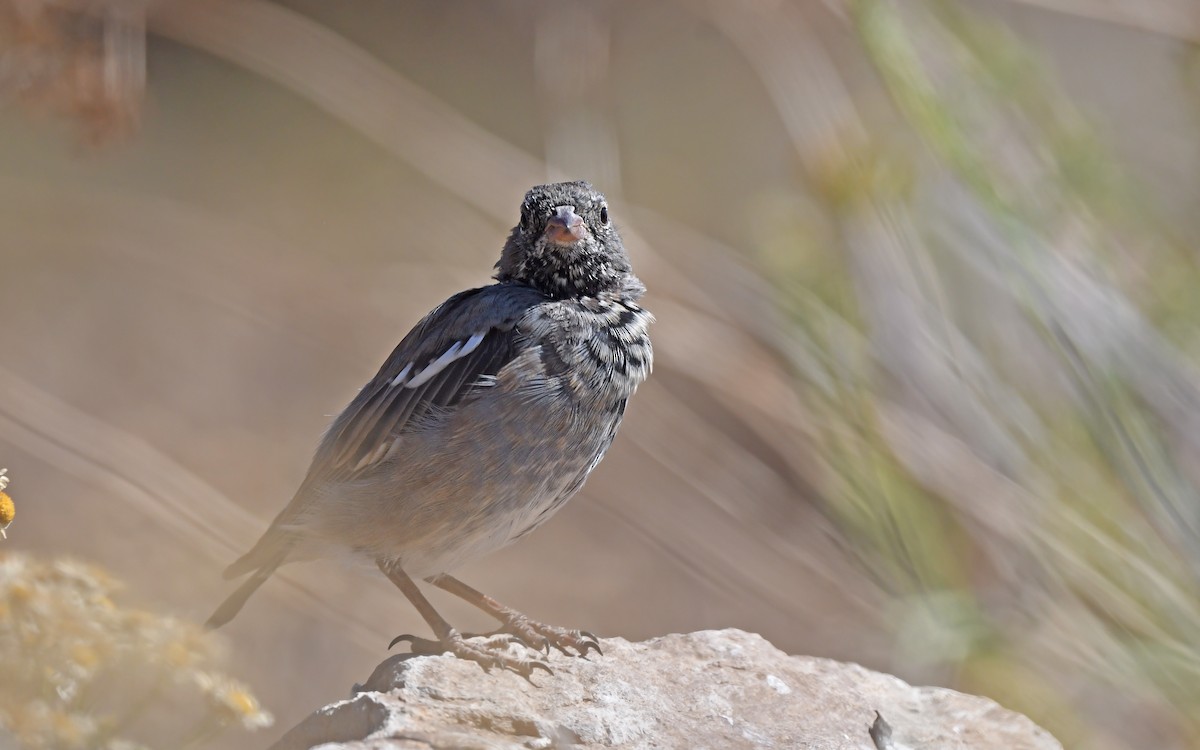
428;574;601;657
376;560;550;677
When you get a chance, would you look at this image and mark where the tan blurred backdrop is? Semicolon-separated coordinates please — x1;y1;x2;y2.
2;1;1200;749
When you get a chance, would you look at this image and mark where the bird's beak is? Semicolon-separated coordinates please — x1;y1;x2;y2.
544;205;587;244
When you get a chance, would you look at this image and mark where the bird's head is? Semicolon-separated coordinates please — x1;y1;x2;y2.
495;181;637;299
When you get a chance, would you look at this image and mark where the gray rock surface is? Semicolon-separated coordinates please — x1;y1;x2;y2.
271;629;1060;750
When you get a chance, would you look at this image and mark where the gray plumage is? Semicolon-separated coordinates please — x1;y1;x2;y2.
208;181;652;637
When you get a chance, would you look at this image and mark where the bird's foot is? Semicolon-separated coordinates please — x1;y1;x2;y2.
488;614;601;657
388;629;552;678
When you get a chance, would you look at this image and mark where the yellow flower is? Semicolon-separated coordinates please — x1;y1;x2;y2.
194;672;274;730
163;640;195;668
0;491;13;540
70;643;101;671
8;581;32;604
0;468;12;539
0;552;273;748
226;690;259;718
52;711;84;746
49;709;98;748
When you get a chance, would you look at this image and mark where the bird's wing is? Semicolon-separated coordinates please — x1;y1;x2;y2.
314;283;546;478
219;283;547;583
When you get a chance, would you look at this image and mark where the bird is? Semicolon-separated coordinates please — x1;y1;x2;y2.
207;181;653;676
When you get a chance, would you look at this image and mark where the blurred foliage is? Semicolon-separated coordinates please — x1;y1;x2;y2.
0;549;271;749
755;1;1200;746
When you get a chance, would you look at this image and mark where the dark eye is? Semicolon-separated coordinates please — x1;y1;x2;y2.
519;207;529;231
599;205;609;225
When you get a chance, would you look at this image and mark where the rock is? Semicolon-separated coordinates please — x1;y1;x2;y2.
270;629;1060;750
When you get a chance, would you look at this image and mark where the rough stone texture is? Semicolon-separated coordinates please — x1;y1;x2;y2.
271;629;1061;750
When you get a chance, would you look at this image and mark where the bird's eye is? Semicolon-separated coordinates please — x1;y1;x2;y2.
519;207;529;231
599;205;609;225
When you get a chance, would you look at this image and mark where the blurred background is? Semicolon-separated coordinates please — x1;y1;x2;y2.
2;0;1200;748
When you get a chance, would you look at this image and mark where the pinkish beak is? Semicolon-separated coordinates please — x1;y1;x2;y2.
544;205;586;243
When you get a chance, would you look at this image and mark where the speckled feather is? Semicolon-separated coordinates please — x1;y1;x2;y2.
209;182;652;629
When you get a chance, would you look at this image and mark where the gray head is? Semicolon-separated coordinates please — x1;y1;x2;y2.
495;181;634;299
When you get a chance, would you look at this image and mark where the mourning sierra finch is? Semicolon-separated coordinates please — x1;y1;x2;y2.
208;181;653;674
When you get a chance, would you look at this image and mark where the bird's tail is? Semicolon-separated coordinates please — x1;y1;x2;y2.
206;534;292;630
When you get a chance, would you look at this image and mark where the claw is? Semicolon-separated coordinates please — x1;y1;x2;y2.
483;618;602;659
510;657;554;683
577;631;602;656
388;634;446;655
388;629;554;679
